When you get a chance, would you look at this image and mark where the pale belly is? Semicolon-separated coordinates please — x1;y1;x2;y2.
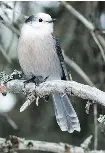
18;35;62;81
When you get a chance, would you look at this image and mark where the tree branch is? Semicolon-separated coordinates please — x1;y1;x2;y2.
61;1;94;31
0;19;20;36
4;79;105;107
0;44;12;64
0;135;104;153
61;1;105;62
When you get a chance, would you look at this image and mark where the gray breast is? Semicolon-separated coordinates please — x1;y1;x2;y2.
18;33;62;80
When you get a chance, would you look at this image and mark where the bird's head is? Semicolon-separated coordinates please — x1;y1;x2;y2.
22;13;56;34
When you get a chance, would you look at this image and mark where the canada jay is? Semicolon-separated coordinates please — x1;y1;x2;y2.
18;12;80;133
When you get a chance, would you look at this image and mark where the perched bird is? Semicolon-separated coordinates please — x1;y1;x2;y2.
18;12;80;133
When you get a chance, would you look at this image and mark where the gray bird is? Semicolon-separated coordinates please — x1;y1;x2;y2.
18;12;80;133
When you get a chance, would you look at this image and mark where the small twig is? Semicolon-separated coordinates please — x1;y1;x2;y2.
81;135;93;149
94;30;105;49
98;114;105;133
91;31;105;62
20;92;36;112
64;54;94;86
94;103;98;150
2;113;18;130
85;101;92;114
36;96;39;106
98;115;105;123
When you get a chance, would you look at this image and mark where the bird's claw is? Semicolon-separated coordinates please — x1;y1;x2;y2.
23;76;49;87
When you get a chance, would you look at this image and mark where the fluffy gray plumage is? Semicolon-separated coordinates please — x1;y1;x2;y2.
18;12;80;133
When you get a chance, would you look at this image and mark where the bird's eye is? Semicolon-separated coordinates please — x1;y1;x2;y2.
39;18;43;22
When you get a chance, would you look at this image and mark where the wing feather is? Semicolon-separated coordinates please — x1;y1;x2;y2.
52;34;69;80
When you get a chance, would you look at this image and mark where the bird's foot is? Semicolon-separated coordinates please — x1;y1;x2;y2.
33;76;49;85
23;76;36;90
24;76;36;84
23;76;49;87
43;76;49;82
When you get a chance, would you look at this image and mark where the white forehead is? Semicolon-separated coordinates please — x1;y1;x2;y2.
35;13;52;21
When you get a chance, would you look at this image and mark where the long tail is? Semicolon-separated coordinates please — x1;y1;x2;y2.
52;93;80;133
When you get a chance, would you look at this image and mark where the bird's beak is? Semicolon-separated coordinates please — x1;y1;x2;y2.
46;18;57;23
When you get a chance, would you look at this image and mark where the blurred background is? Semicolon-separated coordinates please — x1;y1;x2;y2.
0;1;105;151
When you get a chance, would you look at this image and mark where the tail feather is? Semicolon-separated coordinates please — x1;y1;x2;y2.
52;93;80;133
